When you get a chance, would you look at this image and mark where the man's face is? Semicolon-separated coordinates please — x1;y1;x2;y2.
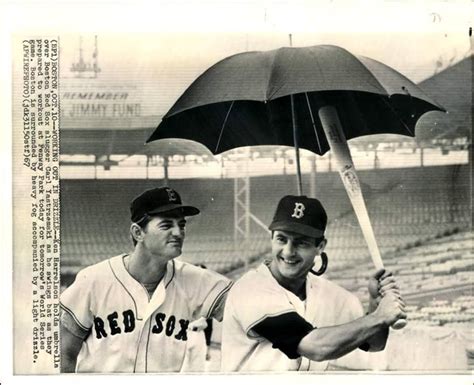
270;230;325;281
141;212;187;260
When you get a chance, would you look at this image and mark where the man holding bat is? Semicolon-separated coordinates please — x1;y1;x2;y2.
221;195;406;372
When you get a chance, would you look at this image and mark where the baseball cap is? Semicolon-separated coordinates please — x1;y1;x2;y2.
268;195;327;238
130;187;200;223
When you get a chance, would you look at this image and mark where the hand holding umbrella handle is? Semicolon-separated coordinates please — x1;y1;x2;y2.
318;105;407;331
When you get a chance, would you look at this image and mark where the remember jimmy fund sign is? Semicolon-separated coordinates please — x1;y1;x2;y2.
59;81;160;130
62;90;141;118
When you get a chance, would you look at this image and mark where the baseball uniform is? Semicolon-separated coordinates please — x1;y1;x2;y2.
221;262;367;372
60;254;232;373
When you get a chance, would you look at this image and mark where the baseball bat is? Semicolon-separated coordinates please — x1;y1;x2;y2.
318;105;406;330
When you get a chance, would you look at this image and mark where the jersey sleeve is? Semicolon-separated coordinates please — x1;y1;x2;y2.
190;267;233;321
252;312;314;359
60;269;94;336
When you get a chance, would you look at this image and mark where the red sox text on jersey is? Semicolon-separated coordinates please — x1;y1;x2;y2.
92;309;190;341
61;255;231;372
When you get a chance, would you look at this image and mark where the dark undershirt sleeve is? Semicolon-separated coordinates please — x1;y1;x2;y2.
251;312;315;359
359;342;370;351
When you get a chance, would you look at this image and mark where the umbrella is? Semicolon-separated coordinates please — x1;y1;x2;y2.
148;44;445;330
147;44;444;193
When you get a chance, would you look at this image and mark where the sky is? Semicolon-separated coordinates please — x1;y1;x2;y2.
53;27;471;119
51;2;471;119
5;1;472;121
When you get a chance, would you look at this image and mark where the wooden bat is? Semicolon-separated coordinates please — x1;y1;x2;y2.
319;105;407;330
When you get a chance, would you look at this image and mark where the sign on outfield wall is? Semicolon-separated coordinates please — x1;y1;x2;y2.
60;82;161;130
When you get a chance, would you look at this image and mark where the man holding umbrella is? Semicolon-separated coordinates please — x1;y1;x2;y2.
221;194;406;372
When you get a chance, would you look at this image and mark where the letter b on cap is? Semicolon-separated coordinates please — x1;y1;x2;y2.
165;188;178;202
291;202;305;219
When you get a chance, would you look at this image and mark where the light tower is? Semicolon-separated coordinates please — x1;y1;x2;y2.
70;35;102;78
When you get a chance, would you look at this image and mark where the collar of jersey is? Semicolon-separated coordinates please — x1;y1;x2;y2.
108;254;176;320
257;262;317;309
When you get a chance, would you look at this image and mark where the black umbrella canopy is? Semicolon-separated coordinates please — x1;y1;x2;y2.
147;45;444;155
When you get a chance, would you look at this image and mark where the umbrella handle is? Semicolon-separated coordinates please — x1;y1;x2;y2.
290;95;303;195
318;105;407;331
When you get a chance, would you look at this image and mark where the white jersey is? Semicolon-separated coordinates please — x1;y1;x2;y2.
60;255;232;373
221;263;368;372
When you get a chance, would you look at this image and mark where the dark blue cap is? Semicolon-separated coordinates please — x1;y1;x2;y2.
268;195;327;238
130;187;200;223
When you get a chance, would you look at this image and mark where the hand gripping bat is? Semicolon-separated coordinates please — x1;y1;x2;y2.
319;105;407;330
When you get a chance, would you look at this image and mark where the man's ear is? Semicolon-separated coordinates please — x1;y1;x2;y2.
130;223;145;243
317;238;327;253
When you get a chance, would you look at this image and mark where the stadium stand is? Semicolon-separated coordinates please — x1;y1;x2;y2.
61;161;472;362
61;164;470;288
325;230;473;324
